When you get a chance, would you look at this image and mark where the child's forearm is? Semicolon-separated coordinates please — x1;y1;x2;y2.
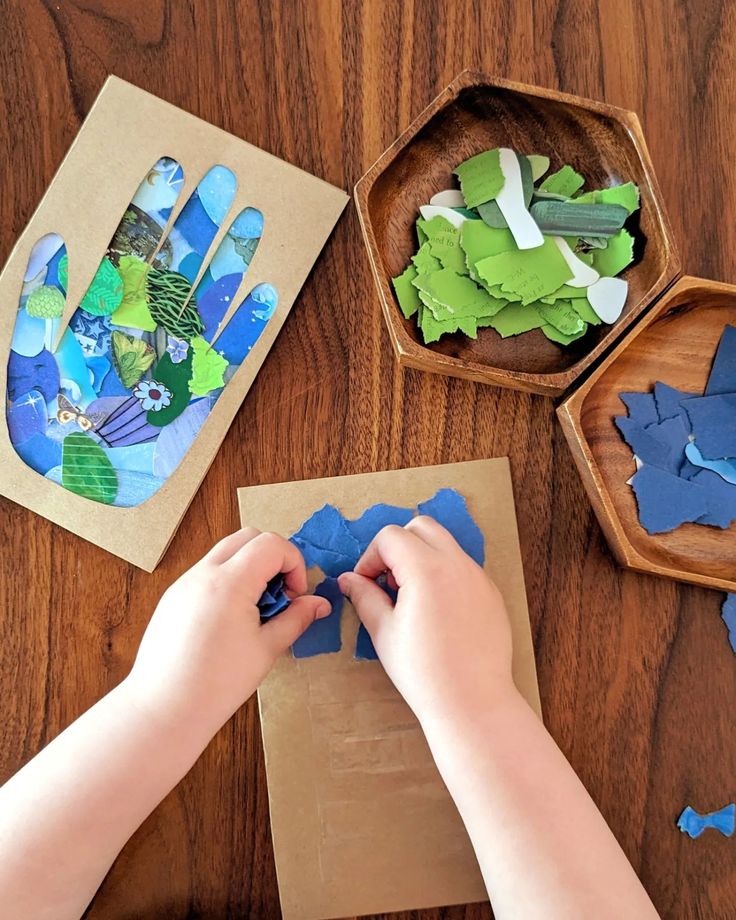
0;678;213;920
421;690;659;920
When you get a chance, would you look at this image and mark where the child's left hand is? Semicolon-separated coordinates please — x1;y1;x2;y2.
125;528;330;737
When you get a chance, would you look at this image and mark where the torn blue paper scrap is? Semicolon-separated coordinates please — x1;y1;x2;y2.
685;442;736;485
683;394;736;460
690;470;736;529
258;574;290;621
630;465;710;534
289;504;361;577
653;381;696;425
722;594;736;654
705;324;736;396
677;803;735;839
292;577;344;658
619;391;659;427
614;416;687;476
355;623;378;660
346;503;414;552
417;488;485;565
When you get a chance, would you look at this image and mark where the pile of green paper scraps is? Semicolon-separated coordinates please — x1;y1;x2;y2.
391;147;641;345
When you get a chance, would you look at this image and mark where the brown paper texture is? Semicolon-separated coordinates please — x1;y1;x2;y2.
237;458;541;920
0;76;347;571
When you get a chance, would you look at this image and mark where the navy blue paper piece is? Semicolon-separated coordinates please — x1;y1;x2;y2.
417;488;485;565
15;433;61;475
677;803;735;839
258;574;291;621
7;348;60;402
614;416;687;475
290;504;361;577
7;389;47;445
690;470;736;529
653;381;696;425
292;577;344;658
705;324;736;396
354;623;378;660
684;394;736;460
619;391;658;426
346;503;414;552
630;465;710;534
722;594;736;654
685;442;736;484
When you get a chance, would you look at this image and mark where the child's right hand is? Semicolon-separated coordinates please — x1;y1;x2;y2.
338;517;517;726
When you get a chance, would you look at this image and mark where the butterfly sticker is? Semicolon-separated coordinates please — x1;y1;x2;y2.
56;394;107;432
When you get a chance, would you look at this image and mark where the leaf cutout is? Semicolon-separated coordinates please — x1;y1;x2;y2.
111;330;155;389
61;431;117;504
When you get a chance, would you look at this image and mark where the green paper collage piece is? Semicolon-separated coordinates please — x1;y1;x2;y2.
416;219;428;246
475;237;574;305
477;153;533;229
541;323;588;345
146;352;194;427
454;149;504;208
419;307;478;344
574;181;640;214
412;269;506;321
536;300;586;336
569;297;602;325
26;285;65;318
529;200;628;237
538;283;587;304
527;154;550;181
487;302;546;337
58;253;69;291
110;255;156;331
540;165;584;197
189;336;228;396
412;243;442;275
461;221;517;278
592;229;634;276
79;258;124;317
146;268;204;341
422;216;467;273
61;431;117;504
392;265;421;319
110;330;155;389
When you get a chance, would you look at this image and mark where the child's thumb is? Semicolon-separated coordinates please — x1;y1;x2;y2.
338;572;393;634
262;595;330;654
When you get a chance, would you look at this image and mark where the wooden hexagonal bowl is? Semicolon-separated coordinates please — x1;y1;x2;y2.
354;71;680;397
558;275;736;592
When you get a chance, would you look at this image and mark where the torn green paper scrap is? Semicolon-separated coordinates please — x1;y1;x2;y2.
487;302;545;337
536;300;586;335
419;308;477;344
475;237;574;305
421;216;467;273
542;323;588;344
392;265;421;319
540;164;584;197
460;221;516;278
568;297;602;325
412;242;441;275
592;229;634;276
412;269;506;319
574;182;640;214
454;149;504;208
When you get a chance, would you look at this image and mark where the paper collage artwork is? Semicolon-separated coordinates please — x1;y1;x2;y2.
616;325;736;534
6;158;279;507
256;488;485;660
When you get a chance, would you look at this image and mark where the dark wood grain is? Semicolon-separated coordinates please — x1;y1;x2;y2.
355;72;679;396
0;1;735;918
559;275;736;591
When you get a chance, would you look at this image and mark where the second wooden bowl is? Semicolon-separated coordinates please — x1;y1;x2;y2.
558;276;736;592
355;71;680;397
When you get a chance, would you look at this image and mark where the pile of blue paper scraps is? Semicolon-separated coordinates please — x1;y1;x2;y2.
257;487;485;660
616;325;736;534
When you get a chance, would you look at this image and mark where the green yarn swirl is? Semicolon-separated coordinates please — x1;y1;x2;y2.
146;269;204;342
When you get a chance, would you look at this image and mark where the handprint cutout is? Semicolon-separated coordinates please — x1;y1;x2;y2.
6;158;278;507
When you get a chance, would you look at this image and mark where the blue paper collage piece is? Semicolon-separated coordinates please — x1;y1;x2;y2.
616;325;736;534
268;488;485;660
258;574;291;621
722;594;736;654
5;158;279;508
677;803;735;839
292;578;344;658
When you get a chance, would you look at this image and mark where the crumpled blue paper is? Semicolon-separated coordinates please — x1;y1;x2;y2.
258;574;291;621
292;577;344;658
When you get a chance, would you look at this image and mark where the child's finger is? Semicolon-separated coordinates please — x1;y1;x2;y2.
204;527;261;564
224;532;308;599
353;525;430;584
261;595;331;654
338;572;394;635
405;515;458;550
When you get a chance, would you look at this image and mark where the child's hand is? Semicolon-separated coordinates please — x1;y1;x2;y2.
338;517;516;726
126;529;330;736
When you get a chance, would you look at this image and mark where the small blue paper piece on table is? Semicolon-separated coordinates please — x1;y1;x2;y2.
345;503;414;552
417;488;485;565
653;381;696;425
683;394;736;460
722;594;736;654
354;623;378;660
630;466;710;534
677;803;735;839
619;391;659;427
685;442;736;485
292;577;344;658
290;504;361;577
705;324;736;395
258;574;291;621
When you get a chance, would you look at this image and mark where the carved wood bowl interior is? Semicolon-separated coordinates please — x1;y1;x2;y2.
558;276;736;592
354;71;680;396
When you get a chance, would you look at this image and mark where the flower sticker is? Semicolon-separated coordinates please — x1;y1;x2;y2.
133;379;172;412
165;336;189;364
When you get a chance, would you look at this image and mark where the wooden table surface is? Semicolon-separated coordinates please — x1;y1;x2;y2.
1;1;734;917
